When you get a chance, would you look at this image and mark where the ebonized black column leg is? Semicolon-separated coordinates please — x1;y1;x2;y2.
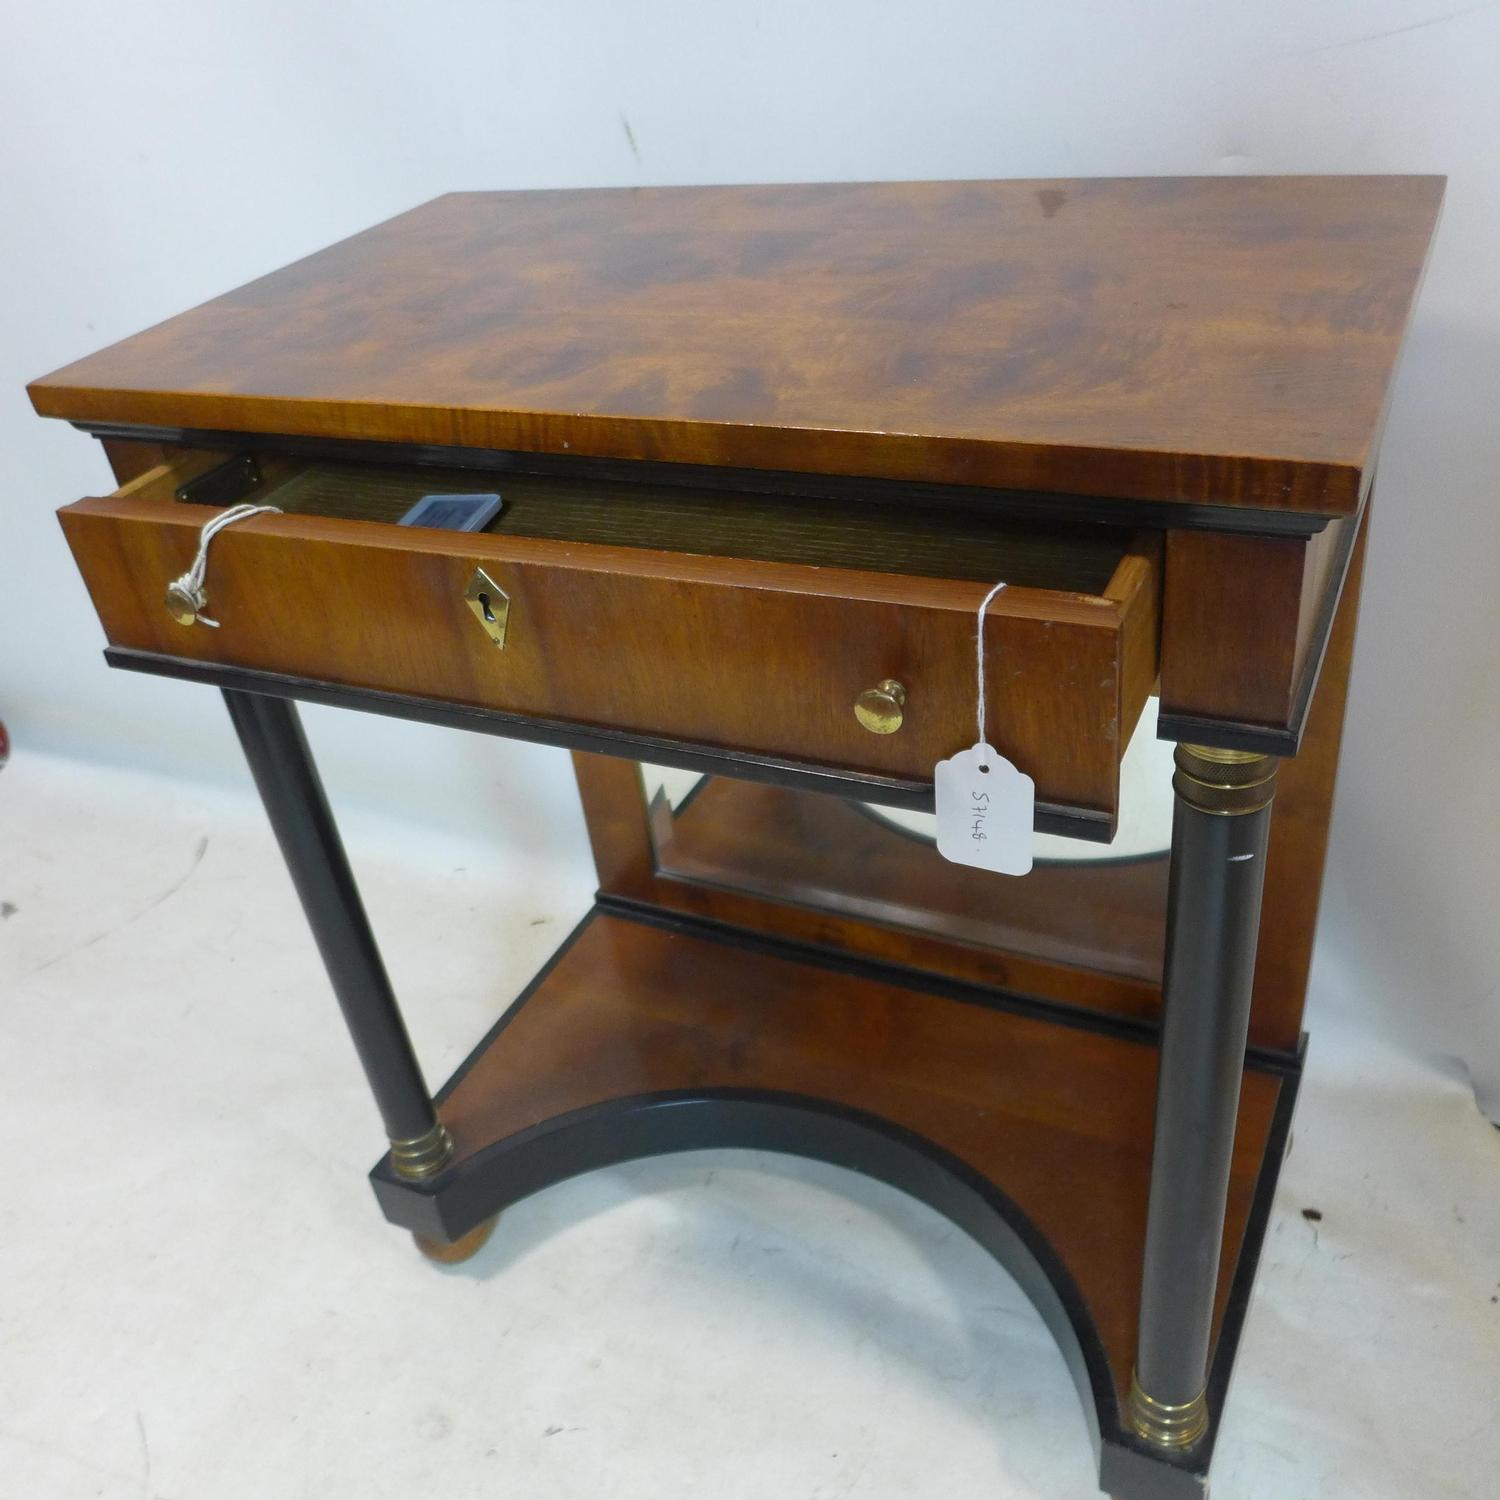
222;688;453;1180
1127;745;1279;1451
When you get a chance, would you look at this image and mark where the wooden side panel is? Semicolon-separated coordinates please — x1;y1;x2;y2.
101;437;178;484
571;752;657;898
1250;508;1372;1047
1292;520;1347;690
1105;538;1163;740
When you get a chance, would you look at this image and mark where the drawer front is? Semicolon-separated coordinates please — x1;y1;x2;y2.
58;464;1159;819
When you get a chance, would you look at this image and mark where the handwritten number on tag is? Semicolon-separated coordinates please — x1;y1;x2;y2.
934;744;1035;876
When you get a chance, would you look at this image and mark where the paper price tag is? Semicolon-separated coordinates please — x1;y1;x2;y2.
934;743;1035;876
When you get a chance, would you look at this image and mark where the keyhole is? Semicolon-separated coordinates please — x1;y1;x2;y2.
464;568;508;648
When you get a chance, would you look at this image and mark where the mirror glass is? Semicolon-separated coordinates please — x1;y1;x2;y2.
635;699;1172;984
642;696;1174;866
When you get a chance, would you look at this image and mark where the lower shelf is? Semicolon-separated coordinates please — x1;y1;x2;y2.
372;903;1297;1500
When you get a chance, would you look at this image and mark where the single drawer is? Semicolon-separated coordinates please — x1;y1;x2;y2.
58;452;1160;825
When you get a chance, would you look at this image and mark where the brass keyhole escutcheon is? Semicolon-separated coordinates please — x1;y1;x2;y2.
854;679;907;734
463;566;509;648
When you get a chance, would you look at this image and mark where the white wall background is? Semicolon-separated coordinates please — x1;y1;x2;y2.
3;2;1497;1099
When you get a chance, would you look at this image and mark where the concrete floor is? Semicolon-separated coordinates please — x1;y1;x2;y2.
2;749;1497;1500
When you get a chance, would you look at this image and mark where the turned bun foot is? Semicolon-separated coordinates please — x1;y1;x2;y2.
413;1215;497;1265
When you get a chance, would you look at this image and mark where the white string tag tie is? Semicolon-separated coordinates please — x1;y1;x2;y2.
932;579;1035;876
165;503;282;627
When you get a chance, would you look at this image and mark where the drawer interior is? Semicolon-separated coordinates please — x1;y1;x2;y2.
184;455;1140;594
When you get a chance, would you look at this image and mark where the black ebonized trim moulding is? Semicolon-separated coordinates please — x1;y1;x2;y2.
102;647;1116;842
596;895;1305;1077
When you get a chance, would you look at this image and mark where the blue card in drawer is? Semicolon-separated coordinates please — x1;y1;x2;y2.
398;492;503;532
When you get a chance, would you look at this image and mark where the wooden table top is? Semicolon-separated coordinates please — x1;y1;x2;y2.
30;176;1442;516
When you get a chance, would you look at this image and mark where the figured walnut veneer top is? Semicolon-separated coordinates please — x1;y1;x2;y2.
30;177;1443;515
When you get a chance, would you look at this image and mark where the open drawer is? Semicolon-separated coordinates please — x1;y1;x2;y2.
58;450;1160;829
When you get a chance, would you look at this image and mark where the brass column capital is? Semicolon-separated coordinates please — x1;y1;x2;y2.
1172;744;1279;816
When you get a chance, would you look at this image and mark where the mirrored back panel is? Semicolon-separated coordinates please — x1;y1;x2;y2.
638;700;1173;986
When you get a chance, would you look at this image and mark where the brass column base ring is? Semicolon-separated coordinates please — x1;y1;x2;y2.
1126;1372;1209;1450
389;1121;455;1180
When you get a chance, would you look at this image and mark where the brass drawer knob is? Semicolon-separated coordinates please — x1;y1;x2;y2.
164;581;203;626
854;679;907;734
